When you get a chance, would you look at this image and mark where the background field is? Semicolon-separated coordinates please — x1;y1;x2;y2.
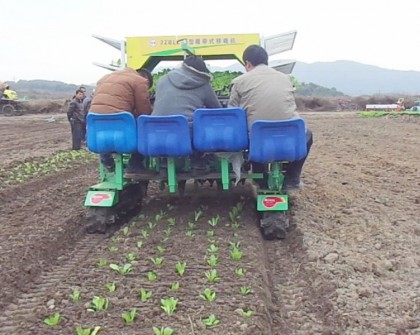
0;111;419;334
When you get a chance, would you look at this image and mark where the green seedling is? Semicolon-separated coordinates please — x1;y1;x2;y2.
185;230;195;237
136;241;143;248
121;308;137;324
148;221;157;229
139;288;152;302
155;212;165;222
207;244;218;254
187;222;196;230
111;236;120;243
194;209;203;222
76;326;101;335
167;217;176;226
204;269;220;283
161;237;169;243
43;312;61;326
229;241;241;249
97;258;108;268
231;248;243;261
202;314;220;328
87;296;109;312
232;232;239;238
207;230;215;238
141;229;149;238
166;203;175;211
239;308;253;317
126;253;136;262
105;282;116;292
207;254;218;267
157;245;166;253
240;286;251;295
122;226;129;236
151;257;164;266
170;281;180;291
175;262;186;276
109;246;118;253
110;263;133;276
208;215;220;227
70;288;81;302
200;288;216;302
163;228;172;237
147;271;158;281
232;222;241;229
160;297;178;315
235;267;246;277
152;326;174;335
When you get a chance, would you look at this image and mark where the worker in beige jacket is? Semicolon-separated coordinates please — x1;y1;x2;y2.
228;44;313;190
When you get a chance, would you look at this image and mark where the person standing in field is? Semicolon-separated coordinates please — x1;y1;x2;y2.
89;67;154;176
228;44;313;190
67;89;85;150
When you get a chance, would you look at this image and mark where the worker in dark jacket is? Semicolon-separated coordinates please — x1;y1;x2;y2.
67;89;85;150
153;56;221;174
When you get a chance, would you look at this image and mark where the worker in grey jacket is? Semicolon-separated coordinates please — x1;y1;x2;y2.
153;55;222;174
152;55;221;123
229;44;313;190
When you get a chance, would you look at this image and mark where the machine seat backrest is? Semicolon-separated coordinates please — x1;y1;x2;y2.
248;118;307;163
193;107;248;152
86;112;137;153
137;115;192;157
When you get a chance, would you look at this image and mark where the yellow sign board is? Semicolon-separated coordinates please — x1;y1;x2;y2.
126;33;260;70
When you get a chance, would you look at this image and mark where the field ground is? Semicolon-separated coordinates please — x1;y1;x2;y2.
0;112;419;335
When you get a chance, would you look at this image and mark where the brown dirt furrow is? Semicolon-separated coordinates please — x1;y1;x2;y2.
0;164;97;311
0;234;105;333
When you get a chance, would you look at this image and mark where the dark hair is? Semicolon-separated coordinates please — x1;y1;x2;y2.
75;89;84;95
242;45;269;66
137;68;153;88
184;55;210;73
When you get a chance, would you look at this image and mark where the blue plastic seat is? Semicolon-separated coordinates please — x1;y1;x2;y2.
193;107;248;152
86;112;137;153
248;118;308;163
137;115;192;156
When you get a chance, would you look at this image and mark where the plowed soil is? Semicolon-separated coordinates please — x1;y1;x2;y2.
0;112;418;335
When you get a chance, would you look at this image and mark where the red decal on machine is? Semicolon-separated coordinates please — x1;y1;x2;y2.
262;196;284;208
91;193;111;204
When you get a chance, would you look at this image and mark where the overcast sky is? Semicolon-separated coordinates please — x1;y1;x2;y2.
1;0;419;85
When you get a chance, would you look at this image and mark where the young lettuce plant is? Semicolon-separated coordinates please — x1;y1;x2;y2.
207;244;218;254
175;261;186;276
194;209;203;222
235;267;246;277
151;257;164;266
200;288;216;302
204;269;220;283
126;253;136;262
139;288;152;302
43;312;61;326
87;296;109;312
160;297;178;315
121;308;137;324
75;326;101;335
208;215;220;227
239;308;253;317
105;282;116;292
170;281;180;291
109;263;133;276
185;230;195;237
167;217;176;226
97;259;108;268
207;254;218;267
70;288;81;302
230;247;243;261
157;245;166;253
76;326;101;335
202;314;220;328
240;286;251;295
152;326;174;335
147;271;158;281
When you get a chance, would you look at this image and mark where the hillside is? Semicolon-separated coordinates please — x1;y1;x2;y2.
293;60;420;96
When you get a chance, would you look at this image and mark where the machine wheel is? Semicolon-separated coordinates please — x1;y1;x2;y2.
86;207;114;234
1;104;15;116
259;211;290;240
86;183;144;234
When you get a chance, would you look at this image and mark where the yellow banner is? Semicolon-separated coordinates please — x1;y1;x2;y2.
126;33;260;70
